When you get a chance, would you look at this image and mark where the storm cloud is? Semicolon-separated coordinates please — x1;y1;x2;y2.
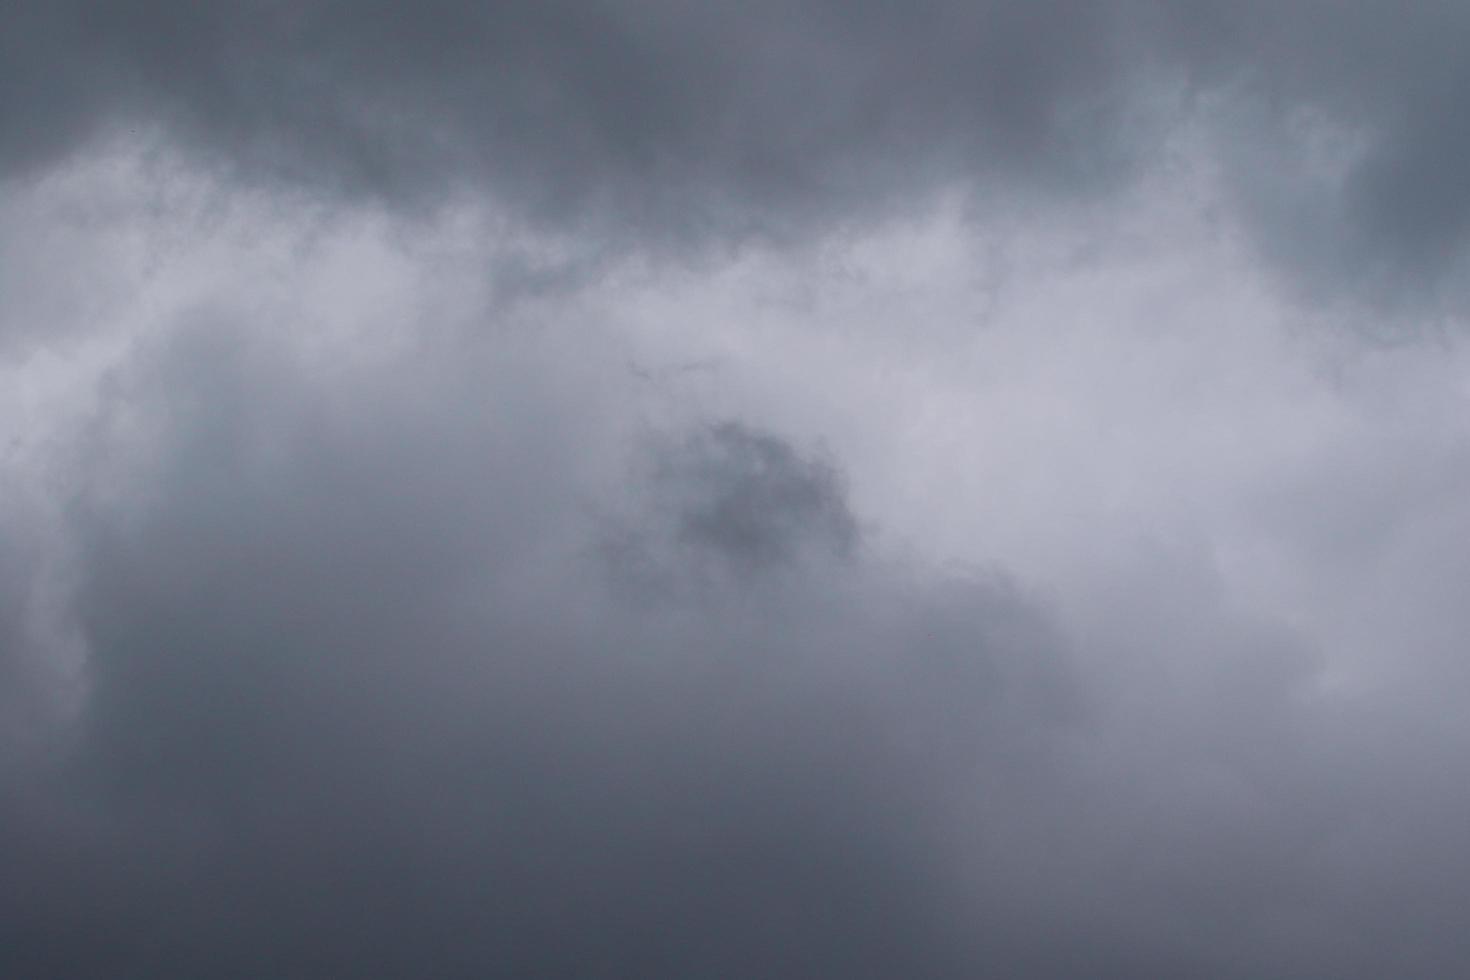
7;3;1470;978
6;0;1470;297
1;324;1071;976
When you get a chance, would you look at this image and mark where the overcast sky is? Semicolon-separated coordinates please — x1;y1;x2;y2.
6;2;1470;977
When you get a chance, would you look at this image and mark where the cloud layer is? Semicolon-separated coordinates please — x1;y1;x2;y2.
7;4;1470;977
9;0;1470;302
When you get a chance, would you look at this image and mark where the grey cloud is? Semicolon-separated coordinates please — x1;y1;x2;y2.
11;5;1470;976
1144;2;1470;310
605;421;860;594
0;530;41;752
661;422;857;569
6;314;1470;976
0;324;1086;977
4;1;1159;240
9;1;1470;304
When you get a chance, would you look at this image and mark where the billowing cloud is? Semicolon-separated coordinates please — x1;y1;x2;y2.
0;321;1077;977
8;4;1470;978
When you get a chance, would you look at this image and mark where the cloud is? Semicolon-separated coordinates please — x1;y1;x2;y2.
604;421;860;595
0;321;1091;977
7;1;1470;307
9;6;1470;975
2;1;1151;230
3;267;1468;975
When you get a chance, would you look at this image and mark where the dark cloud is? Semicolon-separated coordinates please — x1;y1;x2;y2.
5;0;1157;244
603;421;859;595
9;5;1470;977
0;531;41;751
1153;1;1470;310
8;1;1470;302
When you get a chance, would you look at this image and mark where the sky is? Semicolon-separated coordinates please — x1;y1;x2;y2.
5;2;1470;977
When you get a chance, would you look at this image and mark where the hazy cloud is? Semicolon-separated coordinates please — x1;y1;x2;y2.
0;325;1076;977
9;4;1470;977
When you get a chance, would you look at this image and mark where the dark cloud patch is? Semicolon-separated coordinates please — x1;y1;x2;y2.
1154;1;1470;309
662;422;857;569
608;421;860;591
